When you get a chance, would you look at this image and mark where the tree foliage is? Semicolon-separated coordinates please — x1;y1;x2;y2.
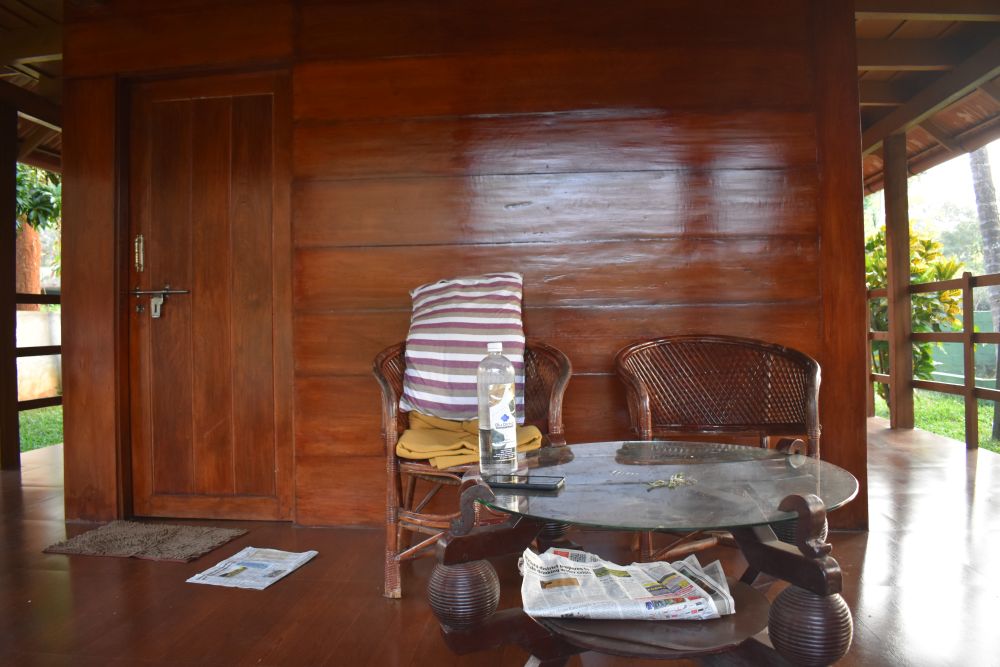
866;226;963;400
15;164;61;231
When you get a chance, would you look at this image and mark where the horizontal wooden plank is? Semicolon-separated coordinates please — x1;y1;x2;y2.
294;49;812;121
66;0;276;21
294;311;409;378
856;38;961;71
973;273;1000;288
911;379;964;396
295;377;383;458
294;111;818;180
293;375;632;526
561;374;633;444
910;277;964;293
64;2;294;77
18;396;62;411
525;304;822;374
855;0;1000;22
294;169;819;248
294;238;819;311
139;494;283;521
298;0;809;60
293;302;822;377
295;454;385;526
911;332;964;342
976;387;1000;402
16;345;61;358
15;293;60;305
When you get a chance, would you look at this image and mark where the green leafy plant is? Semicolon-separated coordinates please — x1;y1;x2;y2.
15;164;62;287
866;227;963;401
15;164;61;231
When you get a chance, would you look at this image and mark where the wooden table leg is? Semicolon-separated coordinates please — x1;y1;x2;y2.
430;480;582;662
731;493;853;667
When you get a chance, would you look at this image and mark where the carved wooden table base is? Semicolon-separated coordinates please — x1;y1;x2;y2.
428;481;853;666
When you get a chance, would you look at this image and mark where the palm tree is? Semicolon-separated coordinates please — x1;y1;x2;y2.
970;147;1000;437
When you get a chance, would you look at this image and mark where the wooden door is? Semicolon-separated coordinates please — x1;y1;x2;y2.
128;72;292;520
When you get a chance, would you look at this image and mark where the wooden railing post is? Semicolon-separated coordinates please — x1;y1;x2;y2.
884;132;914;428
0;104;20;469
866;335;876;417
962;272;978;449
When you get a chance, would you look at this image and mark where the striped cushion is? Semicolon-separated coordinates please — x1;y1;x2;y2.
399;272;525;423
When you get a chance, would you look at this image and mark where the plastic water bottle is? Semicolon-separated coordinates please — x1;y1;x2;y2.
477;342;518;476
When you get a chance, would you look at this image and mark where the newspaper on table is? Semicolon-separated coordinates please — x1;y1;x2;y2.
186;547;318;590
519;547;733;621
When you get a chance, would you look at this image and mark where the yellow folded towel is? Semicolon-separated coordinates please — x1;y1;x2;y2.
396;411;543;469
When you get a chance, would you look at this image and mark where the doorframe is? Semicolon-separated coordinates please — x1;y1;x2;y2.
114;76;133;518
112;67;295;520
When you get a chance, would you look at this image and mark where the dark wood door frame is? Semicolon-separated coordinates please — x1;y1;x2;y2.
0;104;18;470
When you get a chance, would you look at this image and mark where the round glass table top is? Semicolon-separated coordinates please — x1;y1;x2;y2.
482;441;859;532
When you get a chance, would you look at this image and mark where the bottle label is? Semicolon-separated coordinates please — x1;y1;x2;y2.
487;381;517;462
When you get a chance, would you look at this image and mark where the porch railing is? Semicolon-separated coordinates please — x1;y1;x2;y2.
868;270;1000;449
15;292;62;412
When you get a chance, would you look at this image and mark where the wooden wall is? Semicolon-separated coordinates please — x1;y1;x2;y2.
62;0;868;529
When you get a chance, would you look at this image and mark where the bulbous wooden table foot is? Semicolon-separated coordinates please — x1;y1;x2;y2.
769;586;853;666
428;560;500;631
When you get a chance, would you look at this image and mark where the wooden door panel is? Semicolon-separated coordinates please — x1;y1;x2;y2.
191;96;235;496
231;94;276;497
149;99;195;497
129;73;290;519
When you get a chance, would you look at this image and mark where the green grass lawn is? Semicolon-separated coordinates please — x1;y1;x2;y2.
19;405;63;452
874;389;1000;454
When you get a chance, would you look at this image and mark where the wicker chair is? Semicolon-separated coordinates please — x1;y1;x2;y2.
615;334;821;560
374;340;572;598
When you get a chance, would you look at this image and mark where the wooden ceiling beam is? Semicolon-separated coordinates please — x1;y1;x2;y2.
862;36;1000;154
0;80;60;127
856;0;1000;22
919;119;965;154
16;123;57;162
857;39;961;71
859;80;908;106
0;26;62;65
981;79;1000;104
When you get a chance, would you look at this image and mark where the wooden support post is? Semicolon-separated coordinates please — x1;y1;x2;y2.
884;132;914;428
867;336;876;417
962;272;979;449
0;104;20;469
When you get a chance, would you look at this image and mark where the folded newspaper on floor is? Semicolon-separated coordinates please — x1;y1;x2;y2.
186;547;318;590
520;547;733;620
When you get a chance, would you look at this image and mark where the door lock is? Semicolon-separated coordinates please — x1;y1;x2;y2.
130;284;190;319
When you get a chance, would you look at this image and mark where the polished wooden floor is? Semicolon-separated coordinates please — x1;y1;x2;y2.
2;421;999;666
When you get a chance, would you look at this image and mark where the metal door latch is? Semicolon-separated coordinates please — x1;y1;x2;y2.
129;284;190;319
150;295;164;319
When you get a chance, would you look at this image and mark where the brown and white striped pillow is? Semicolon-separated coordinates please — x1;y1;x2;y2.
399;272;525;423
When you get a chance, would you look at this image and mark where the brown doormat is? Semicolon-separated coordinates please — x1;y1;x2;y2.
44;520;248;562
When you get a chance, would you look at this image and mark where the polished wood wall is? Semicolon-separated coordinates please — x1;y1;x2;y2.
62;0;868;529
